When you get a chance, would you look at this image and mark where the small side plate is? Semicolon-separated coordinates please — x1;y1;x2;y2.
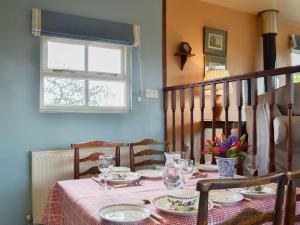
196;164;218;172
106;172;141;184
240;186;276;198
111;167;131;173
98;204;150;224
152;195;213;216
209;190;243;205
136;169;162;179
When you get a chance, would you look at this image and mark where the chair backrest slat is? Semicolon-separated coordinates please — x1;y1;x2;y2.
79;166;99;177
79;152;106;162
72;140;122;179
134;149;164;157
129;139;169;172
134;159;165;168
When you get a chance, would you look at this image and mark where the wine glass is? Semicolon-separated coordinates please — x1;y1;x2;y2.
98;155;113;190
180;159;194;184
245;154;261;191
245;154;259;177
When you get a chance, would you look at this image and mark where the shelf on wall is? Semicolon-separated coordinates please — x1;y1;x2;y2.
174;52;195;70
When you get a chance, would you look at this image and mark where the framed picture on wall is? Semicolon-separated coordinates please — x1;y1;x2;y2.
204;55;226;74
203;27;227;56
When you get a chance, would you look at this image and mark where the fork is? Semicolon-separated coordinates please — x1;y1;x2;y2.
113;180;143;188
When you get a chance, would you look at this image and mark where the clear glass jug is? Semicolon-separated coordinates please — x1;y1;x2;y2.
162;152;184;189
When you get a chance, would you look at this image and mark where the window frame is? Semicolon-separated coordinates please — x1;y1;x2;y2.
291;51;300;83
40;37;131;113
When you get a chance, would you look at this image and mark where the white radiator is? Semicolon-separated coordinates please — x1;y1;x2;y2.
31;149;74;224
31;147;131;224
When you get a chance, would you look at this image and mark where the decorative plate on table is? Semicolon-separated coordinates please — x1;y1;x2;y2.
98;204;150;224
196;164;218;172
152;195;213;216
111;167;131;173
106;172;141;184
209;190;243;205
239;186;277;198
136;169;162;179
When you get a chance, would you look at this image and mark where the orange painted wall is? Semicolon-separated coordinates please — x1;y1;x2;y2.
166;0;300;86
166;0;259;86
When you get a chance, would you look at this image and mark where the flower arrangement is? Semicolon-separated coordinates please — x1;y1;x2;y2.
206;134;247;158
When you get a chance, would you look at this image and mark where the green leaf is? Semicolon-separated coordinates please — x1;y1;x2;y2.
240;134;246;144
239;151;247;159
226;148;237;158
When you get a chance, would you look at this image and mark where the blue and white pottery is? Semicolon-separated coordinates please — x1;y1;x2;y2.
215;157;237;178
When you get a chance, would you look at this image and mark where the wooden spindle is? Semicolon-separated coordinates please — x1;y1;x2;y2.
236;80;243;175
163;91;168;151
223;82;230;136
190;87;195;161
267;76;276;172
171;90;176;152
211;83;217;165
286;74;294;171
236;80;243;136
200;84;205;164
251;78;258;176
180;89;185;153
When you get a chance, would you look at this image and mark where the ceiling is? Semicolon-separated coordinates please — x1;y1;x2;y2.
199;0;300;23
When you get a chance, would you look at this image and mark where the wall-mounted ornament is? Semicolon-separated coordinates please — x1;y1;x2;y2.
174;42;195;70
203;27;227;57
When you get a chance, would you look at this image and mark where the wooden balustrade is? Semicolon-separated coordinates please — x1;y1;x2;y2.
286;73;294;171
190;87;195;160
199;84;205;164
171;90;176;152
180;89;185;153
267;76;275;172
163;65;300;175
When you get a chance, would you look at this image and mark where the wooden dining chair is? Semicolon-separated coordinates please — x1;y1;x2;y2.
284;169;300;225
72;140;123;179
129;139;169;172
196;172;286;225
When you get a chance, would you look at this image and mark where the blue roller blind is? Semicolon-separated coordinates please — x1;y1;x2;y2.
32;8;140;46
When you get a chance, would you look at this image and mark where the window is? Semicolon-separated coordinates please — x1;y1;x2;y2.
40;37;130;112
291;52;300;83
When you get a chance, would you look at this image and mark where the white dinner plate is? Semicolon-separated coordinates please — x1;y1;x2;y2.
106;172;141;184
209;190;243;205
98;204;150;224
111;167;131;173
136;169;162;179
152;195;213;216
239;186;277;198
196;164;218;172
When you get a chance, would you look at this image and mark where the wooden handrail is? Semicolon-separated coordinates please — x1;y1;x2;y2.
163;65;300;91
163;65;300;175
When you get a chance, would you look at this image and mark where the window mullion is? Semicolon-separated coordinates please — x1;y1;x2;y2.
85;44;89;106
85;80;89;106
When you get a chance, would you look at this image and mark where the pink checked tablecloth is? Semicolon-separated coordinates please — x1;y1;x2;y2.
42;173;297;225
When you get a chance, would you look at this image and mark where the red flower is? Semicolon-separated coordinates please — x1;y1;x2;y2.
214;137;221;143
231;141;241;149
207;140;214;145
219;145;228;154
213;147;221;155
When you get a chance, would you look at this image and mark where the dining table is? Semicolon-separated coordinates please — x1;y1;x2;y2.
42;172;299;225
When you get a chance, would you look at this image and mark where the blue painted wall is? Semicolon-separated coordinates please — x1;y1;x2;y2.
0;0;163;224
